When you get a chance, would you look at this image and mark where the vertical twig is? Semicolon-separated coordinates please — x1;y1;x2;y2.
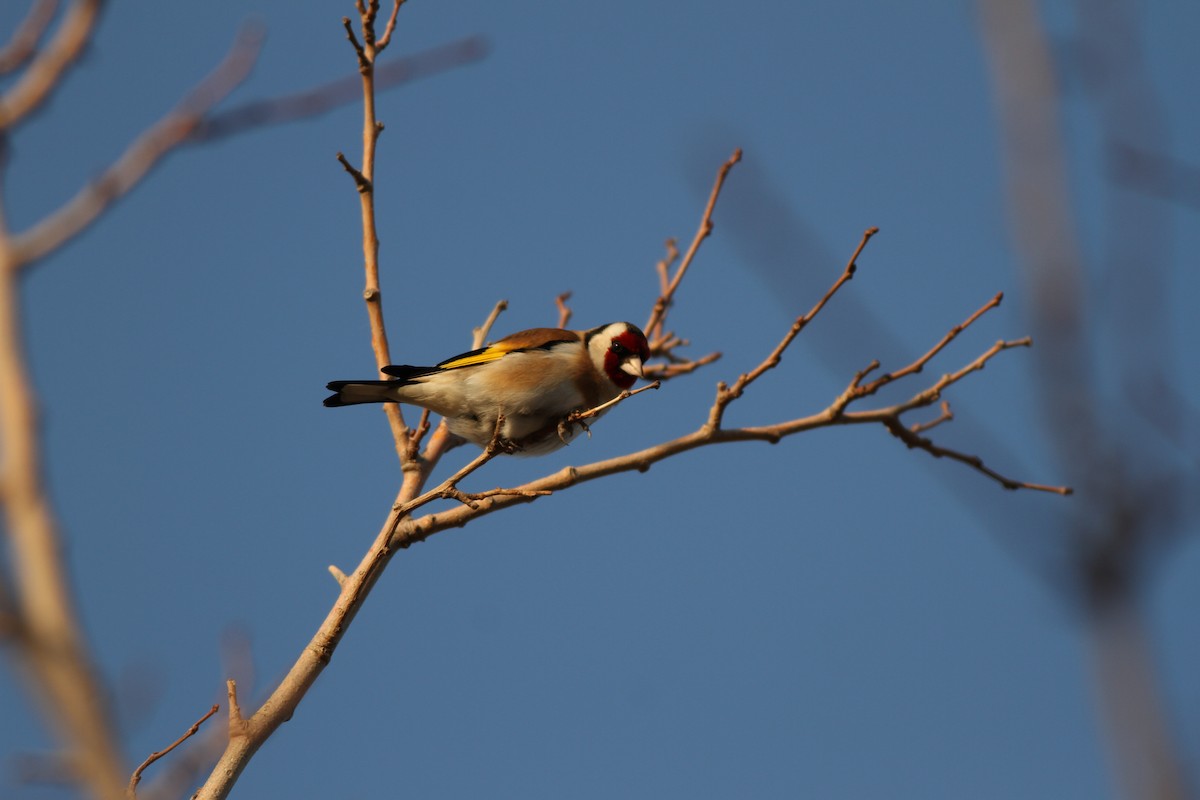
644;148;740;345
338;5;412;469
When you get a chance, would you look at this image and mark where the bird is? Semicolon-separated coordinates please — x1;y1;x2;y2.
324;321;650;454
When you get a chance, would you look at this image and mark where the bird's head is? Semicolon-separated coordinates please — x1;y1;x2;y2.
588;321;650;390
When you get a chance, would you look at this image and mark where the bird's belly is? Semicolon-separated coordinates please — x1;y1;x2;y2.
443;408;604;455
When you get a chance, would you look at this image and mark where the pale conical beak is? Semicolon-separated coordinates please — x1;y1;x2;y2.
621;358;645;379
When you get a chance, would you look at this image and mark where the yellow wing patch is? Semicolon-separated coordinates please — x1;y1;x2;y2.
435;328;578;371
436;342;519;370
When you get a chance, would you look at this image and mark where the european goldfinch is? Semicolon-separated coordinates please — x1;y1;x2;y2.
324;321;650;454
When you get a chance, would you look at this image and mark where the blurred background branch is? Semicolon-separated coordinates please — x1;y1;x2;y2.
979;0;1195;797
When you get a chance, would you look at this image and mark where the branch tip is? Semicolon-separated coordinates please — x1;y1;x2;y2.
226;680;244;729
127;703;220;798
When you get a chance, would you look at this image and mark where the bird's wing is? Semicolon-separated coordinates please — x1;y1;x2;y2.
434;328;578;371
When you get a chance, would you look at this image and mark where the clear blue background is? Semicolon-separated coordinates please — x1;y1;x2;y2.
2;2;1198;798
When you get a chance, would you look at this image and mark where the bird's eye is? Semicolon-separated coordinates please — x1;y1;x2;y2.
610;342;628;355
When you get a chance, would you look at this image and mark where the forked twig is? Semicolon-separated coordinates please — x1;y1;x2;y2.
910;400;954;434
710;227;877;428
376;0;404;51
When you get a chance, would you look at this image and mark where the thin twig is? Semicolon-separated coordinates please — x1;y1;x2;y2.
645;148;741;344
882;416;1065;493
655;238;679;296
134;630;257;800
127;704;219;798
338;5;410;468
554;292;573;329
375;0;404;51
910;400;954;433
710;227;876;429
642;350;721;381
861;291;1004;394
335;152;370;191
568;381;661;425
472;299;508;348
342;17;368;71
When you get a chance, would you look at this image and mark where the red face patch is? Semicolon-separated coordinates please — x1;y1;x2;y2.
603;328;650;389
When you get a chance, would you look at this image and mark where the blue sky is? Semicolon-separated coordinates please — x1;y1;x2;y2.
3;2;1198;798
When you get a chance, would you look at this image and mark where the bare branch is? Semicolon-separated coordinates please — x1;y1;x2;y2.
127;704;219;799
133;631;256;800
8;23;264;269
194;436;505;800
393;338;1068;551
442;486;552;508
0;0;59;74
0;0;99;128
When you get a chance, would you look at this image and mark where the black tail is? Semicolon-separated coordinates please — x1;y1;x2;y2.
323;380;397;407
324;365;439;407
